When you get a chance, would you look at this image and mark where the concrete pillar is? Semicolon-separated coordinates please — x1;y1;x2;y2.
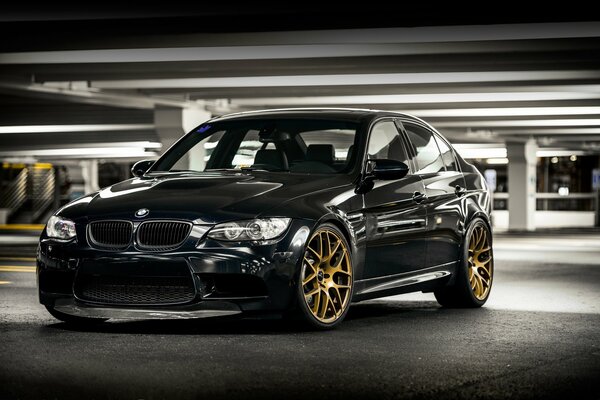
507;139;537;231
80;160;99;194
592;162;600;227
154;106;212;150
154;106;211;170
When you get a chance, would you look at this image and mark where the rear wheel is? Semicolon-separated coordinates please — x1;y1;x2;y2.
296;224;353;329
45;305;108;325
434;218;493;307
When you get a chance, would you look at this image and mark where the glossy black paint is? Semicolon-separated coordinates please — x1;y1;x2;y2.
37;109;491;320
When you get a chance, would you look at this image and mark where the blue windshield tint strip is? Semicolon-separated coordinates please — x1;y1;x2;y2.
197;124;212;133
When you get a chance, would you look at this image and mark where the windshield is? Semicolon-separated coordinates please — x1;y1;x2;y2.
152;118;360;174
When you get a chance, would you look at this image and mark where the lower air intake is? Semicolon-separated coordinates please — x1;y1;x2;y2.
75;275;196;305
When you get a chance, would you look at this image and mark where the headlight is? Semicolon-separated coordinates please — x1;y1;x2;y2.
207;218;291;242
46;216;77;240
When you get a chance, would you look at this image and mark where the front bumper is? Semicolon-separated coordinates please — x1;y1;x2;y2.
37;219;312;319
52;298;242;320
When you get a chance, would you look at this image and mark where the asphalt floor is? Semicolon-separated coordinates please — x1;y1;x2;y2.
0;232;599;399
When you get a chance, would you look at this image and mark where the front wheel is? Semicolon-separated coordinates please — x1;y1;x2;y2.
45;305;108;326
295;223;354;329
434;218;494;308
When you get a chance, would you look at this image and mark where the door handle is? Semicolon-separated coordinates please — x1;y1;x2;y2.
412;191;427;204
455;185;466;197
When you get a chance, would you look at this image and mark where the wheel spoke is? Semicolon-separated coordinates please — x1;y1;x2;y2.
330;287;343;314
330;239;341;258
304;257;317;272
307;246;321;262
473;268;489;298
311;289;322;313
329;293;337;316
478;263;492;279
479;256;492;267
332;249;348;269
318;289;330;319
303;272;317;285
329;289;342;316
324;232;331;259
479;230;489;251
474;229;484;250
304;286;319;298
333;282;351;290
473;274;483;297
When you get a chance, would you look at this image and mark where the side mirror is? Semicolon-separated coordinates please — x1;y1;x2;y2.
131;160;155;177
355;159;409;194
368;159;409;180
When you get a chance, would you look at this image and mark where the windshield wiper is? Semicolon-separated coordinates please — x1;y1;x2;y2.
240;167;267;172
166;169;207;174
240;167;290;172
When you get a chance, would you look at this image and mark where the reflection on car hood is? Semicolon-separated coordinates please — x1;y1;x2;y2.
57;171;350;224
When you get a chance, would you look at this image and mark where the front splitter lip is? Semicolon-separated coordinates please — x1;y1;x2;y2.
53;298;242;320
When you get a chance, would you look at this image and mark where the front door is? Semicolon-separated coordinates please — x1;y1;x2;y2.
362;119;428;279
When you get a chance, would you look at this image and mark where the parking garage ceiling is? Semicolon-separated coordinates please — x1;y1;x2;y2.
0;8;599;159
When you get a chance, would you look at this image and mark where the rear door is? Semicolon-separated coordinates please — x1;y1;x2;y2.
401;121;466;268
362;119;428;278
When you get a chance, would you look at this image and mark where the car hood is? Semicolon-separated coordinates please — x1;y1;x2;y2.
57;171;351;224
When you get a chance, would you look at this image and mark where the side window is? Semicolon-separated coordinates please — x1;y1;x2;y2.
403;122;445;173
367;120;409;164
434;134;458;172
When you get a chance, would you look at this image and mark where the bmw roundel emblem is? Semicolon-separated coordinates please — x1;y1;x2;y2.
135;208;149;218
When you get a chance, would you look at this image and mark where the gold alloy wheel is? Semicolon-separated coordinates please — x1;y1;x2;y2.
468;225;493;300
301;229;353;323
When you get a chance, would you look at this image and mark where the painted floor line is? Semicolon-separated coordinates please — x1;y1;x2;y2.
0;280;12;284
0;266;36;272
0;224;44;230
0;257;36;262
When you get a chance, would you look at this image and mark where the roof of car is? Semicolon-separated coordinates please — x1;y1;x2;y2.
208;108;419;123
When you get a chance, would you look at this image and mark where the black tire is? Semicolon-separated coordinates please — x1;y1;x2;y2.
434;218;494;308
45;305;108;325
295;223;354;330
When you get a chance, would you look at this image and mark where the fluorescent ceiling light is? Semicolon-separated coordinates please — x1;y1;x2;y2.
455;144;589;159
51;141;162;149
454;146;507;159
0;124;154;134
407;106;600;117
89;71;600;89
232;91;600;106
0;147;158;158
15;141;163;150
483;128;600;135
536;150;586;157
434;119;600;128
486;158;509;165
0;44;510;64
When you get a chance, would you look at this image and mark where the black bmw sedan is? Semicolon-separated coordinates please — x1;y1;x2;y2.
38;108;493;329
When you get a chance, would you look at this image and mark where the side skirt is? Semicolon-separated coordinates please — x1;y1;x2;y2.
352;262;456;302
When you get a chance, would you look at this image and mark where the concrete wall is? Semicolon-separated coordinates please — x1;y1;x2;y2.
493;210;595;231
